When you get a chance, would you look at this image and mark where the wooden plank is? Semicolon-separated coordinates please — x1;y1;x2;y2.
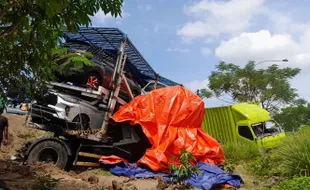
75;162;100;167
78;152;102;159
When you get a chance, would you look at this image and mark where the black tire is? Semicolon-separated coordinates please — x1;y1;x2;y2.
27;140;69;169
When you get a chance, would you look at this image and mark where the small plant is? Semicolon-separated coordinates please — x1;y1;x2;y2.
28;174;60;190
168;149;201;186
95;186;105;190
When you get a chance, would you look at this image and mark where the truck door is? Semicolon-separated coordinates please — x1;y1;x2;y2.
237;125;256;144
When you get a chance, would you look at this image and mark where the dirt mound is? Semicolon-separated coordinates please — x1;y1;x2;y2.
0;114;47;160
0;160;36;190
0;114;181;190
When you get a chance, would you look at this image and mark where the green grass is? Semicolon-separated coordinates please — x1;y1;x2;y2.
270;176;310;190
221;141;261;173
91;169;113;176
222;126;310;189
248;126;310;178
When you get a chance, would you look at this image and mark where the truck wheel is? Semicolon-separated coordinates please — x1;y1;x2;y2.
27;140;68;169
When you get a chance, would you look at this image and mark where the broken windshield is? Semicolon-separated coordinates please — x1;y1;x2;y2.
251;120;281;138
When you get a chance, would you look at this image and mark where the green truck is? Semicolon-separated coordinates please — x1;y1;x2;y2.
201;103;286;148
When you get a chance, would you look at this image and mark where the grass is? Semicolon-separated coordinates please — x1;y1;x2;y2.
222;141;261;173
90;169;113;176
270;176;310;190
222;126;310;189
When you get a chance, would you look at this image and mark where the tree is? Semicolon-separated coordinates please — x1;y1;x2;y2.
201;61;301;111
0;0;123;98
274;100;310;132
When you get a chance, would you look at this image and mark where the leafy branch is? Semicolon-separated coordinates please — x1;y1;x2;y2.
52;47;94;76
168;149;201;186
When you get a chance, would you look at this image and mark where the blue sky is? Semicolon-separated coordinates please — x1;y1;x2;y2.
90;0;310;107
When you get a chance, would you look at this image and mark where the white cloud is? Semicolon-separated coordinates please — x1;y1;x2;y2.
200;47;212;57
138;4;152;12
166;47;190;53
90;8;130;26
184;79;208;93
177;0;264;41
215;29;310;68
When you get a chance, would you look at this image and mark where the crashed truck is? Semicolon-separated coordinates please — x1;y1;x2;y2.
201;103;286;149
23;28;225;172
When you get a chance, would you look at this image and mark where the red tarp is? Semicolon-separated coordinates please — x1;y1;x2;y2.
103;85;225;172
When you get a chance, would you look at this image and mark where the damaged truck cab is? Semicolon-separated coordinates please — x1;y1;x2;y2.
201;103;286;148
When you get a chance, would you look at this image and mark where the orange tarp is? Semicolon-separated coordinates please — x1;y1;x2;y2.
110;85;225;172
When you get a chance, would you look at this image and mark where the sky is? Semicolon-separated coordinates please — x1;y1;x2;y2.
89;0;310;107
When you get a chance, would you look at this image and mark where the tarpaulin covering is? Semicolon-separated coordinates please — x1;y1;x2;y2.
99;159;242;190
106;85;225;172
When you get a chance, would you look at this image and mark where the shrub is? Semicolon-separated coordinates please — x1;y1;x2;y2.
248;152;285;178
248;126;310;178
271;176;310;190
271;126;310;177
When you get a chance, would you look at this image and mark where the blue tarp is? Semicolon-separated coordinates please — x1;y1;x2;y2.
100;161;242;190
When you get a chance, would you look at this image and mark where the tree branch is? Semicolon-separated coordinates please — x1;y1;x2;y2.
0;0;20;20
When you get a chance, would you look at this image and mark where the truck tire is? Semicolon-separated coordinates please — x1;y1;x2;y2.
27;140;68;169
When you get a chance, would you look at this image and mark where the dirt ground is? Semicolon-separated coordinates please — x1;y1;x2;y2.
0;114;261;190
0;114;195;190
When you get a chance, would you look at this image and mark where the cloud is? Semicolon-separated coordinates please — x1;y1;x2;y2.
184;79;208;92
177;0;264;41
200;47;212;57
215;29;310;68
138;4;152;12
166;47;190;53
90;8;130;26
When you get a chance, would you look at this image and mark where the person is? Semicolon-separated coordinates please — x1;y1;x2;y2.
0;107;8;150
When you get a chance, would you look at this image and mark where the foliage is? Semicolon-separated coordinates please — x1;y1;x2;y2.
247;126;310;179
222;142;260;164
196;88;213;99
271;126;310;177
200;61;301;111
52;47;94;76
248;152;284;178
28;174;60;190
274;101;310;132
0;0;123;98
221;142;260;173
270;176;310;190
168;150;201;185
